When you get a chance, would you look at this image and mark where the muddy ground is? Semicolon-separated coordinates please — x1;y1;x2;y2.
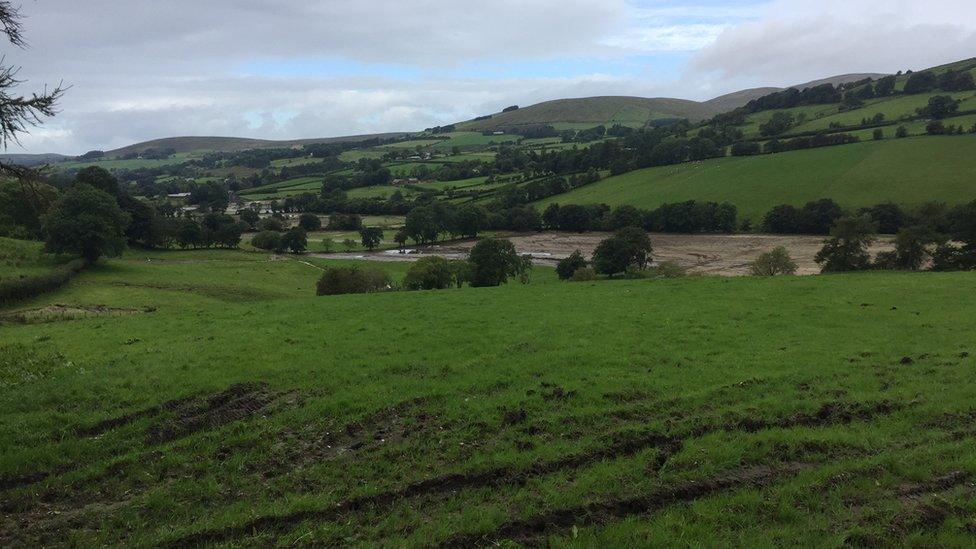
315;232;895;276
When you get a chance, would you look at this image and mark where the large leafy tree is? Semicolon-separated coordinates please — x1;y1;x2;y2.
468;238;531;287
592;227;653;276
814;215;876;273
43;185;130;263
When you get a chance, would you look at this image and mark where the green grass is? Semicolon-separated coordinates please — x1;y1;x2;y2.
2;253;976;545
539;135;976;223
53;152;200;171
0;237;73;281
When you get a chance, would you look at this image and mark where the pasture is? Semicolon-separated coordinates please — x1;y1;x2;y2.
2;246;976;545
539;135;976;223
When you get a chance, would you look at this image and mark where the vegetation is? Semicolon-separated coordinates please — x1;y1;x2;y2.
468;239;531;287
750;247;798;276
316;266;392;296
592;227;653;277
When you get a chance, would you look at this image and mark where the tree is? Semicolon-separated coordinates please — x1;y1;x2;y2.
0;178;57;238
394;229;409;250
0;2;66;179
238;209;259;229
453;204;488;238
75;166;119;196
815;215;876;273
607;205;643;230
359;227;383;250
917;95;959;119
873;128;884;140
904;71;938;94
895;126;909;138
542;203;561;230
750;247;798;276
890;226;938;271
259;217;285;232
251;231;281;251
800;199;844;235
342;238;357;252
762;204;802;234
556;250;588;280
404;256;454;290
43;185;130;263
468;238;531;287
759;112;795;136
278;228;307;254
405;205;442;245
873;75;896;96
298;213;322;232
592;227;653;277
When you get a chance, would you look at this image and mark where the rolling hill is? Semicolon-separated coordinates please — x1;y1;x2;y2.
105;133;409;158
458;74;889;131
537;135;976;222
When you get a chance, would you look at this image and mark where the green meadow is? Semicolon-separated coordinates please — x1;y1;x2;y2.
539;135;976;223
2;243;976;545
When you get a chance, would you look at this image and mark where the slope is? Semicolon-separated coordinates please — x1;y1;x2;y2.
537;135;976;222
106;133;409;158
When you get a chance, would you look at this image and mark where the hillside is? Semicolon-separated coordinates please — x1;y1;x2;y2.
4;245;976;545
458;74;890;132
537;135;976;222
0;153;69;166
106;133;409;158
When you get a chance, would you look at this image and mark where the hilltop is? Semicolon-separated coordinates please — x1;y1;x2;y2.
105;133;409;158
458;74;888;131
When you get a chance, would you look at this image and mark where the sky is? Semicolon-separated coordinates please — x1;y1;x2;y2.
5;0;976;154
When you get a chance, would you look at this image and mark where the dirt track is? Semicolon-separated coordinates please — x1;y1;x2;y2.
314;232;895;276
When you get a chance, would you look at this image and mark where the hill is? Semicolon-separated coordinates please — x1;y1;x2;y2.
0;153;69;166
106;133;409;158
537;135;976;222
457;74;891;132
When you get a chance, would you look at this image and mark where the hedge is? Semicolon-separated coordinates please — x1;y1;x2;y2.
0;258;86;306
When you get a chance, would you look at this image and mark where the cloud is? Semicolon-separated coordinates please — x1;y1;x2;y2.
692;0;976;85
5;0;976;154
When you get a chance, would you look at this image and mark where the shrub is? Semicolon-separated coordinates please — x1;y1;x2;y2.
556;250;587;281
316;266;391;296
359;227;383;250
0;258;86;306
250;231;281;251
750;247;798;276
329;213;362;231
569;267;598;282
404;256;454;290
649;261;687;278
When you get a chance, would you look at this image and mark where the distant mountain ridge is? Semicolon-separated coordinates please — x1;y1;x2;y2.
458;73;889;131
8;72;892;160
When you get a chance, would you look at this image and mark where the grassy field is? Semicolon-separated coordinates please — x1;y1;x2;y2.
539;135;976;223
0;238;73;280
2;245;976;545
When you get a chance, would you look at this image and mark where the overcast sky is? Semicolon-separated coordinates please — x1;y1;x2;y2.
6;0;976;154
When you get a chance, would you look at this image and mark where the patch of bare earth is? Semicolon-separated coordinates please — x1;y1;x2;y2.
317;232;894;276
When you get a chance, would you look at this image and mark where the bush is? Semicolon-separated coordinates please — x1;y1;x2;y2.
404;256;454;290
250;231;281;251
0;258;86;306
569;267;598;282
316;266;391;296
648;261;687;278
750;247;798;276
556;250;587;281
